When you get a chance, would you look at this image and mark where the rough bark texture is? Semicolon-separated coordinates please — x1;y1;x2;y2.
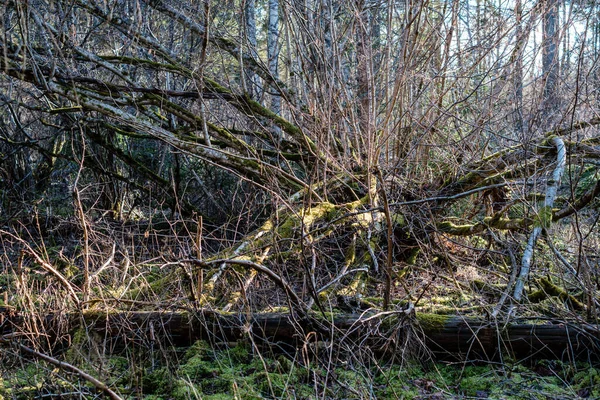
2;308;598;362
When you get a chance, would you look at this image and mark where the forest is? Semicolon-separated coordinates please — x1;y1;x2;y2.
0;0;600;398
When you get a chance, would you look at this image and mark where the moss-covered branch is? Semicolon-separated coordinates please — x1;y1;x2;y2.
436;216;527;236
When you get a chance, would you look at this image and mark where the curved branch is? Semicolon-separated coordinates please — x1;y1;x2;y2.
190;258;303;307
553;179;600;221
14;343;123;400
42;80;307;191
437;216;527;236
514;136;566;302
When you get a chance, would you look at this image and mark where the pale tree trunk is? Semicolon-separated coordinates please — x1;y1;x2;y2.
244;0;260;101
514;136;566;301
268;0;281;115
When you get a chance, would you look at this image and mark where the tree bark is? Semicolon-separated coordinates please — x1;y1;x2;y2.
514;136;566;301
244;0;260;100
542;0;559;124
2;308;599;362
268;0;281;115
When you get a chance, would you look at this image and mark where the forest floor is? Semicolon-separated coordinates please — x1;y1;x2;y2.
1;337;599;399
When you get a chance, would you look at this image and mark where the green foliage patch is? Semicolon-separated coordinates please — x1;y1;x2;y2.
1;341;600;399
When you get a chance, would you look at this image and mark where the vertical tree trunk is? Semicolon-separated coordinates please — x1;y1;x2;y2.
513;0;524;138
355;0;373;166
245;0;260;101
542;0;559;124
370;0;382;77
268;0;281;115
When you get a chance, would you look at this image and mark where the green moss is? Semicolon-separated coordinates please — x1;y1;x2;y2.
276;355;293;374
391;213;405;226
438;220;475;235
1;343;597;400
335;271;366;297
416;313;451;333
541;134;558;144
344;238;356;266
528;289;547;302
458;367;497;396
169;341;269;399
374;366;421;399
438;216;526;235
535;205;554;229
142;367;172;395
203;394;244;400
107;356;130;386
277;215;297;238
177;357;231;395
470;235;490;248
0;363;74;399
253;371;287;397
529;277;585;310
178;353;215;378
573;367;600;396
122;270;178;300
64;327;103;370
406;247;420;265
227;342;251;364
332;369;375;398
172;379;203;400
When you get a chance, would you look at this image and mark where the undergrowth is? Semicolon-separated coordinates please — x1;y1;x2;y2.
0;340;598;399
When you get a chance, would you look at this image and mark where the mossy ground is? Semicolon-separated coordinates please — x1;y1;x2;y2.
0;340;598;399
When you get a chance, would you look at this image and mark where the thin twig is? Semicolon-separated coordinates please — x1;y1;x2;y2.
491;242;519;319
91;242;116;280
316;268;369;294
11;342;123;400
544;235;584;286
190;258;303;307
0;230;80;305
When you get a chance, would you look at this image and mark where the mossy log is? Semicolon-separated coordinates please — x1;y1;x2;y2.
2;307;599;362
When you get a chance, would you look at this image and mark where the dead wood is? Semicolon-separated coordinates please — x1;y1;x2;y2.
1;307;598;362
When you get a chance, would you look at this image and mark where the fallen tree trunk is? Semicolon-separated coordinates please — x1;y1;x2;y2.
2;307;599;362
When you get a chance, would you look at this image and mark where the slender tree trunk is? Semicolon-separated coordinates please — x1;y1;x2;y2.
514;0;524;138
355;0;373;167
268;0;281;115
514;137;566;301
370;0;382;77
245;0;260;101
542;0;559;125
